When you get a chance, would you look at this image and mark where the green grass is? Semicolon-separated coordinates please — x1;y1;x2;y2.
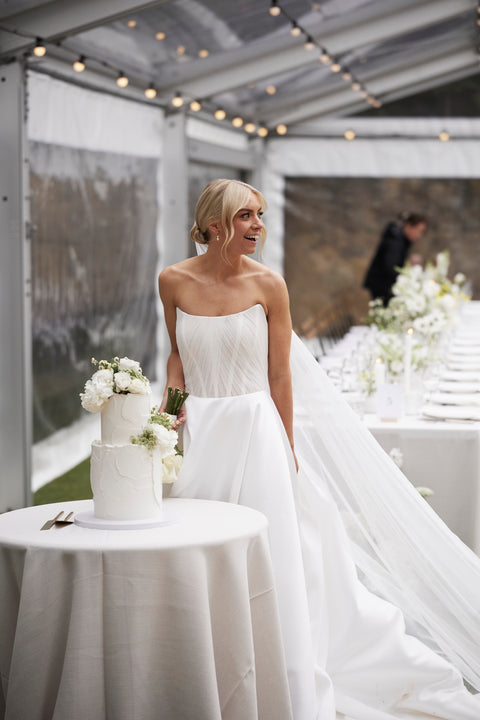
34;457;92;505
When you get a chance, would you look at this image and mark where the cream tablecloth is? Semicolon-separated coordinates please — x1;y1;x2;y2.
0;498;291;720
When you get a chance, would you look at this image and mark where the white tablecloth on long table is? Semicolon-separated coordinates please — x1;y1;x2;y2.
365;414;480;553
0;498;291;720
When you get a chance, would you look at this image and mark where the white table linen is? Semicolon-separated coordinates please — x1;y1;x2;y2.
364;414;480;552
0;498;291;720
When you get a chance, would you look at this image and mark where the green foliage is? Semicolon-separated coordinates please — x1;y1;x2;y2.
34;458;92;505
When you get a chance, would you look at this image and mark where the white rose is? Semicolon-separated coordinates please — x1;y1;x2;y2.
80;378;112;412
118;357;141;372
114;371;132;392
129;377;149;394
91;368;114;387
162;453;183;483
151;424;177;456
454;273;466;285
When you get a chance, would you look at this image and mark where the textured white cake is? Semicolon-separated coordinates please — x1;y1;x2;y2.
90;393;164;521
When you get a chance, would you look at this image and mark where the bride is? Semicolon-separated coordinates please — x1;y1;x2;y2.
158;178;480;719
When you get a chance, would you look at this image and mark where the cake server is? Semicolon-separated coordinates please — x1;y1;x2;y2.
55;511;74;526
40;510;64;530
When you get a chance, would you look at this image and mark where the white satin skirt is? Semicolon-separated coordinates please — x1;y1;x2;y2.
171;391;480;720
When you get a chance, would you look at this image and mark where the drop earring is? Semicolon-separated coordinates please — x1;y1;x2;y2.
216;234;219;242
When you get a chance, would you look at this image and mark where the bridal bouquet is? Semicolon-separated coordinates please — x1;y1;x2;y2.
131;408;183;484
80;356;150;413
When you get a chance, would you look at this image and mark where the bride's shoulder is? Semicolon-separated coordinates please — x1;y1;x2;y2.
159;258;200;285
248;260;287;291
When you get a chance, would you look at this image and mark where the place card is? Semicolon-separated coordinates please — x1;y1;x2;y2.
377;383;403;422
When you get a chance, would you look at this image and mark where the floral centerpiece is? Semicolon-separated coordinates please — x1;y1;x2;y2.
367;251;469;341
80;356;150;413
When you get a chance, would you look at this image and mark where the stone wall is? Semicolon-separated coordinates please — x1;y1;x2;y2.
284;177;480;335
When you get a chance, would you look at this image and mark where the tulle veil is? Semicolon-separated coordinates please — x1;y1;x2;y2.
290;332;480;691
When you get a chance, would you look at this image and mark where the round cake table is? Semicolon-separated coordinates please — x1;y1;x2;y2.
0;498;291;720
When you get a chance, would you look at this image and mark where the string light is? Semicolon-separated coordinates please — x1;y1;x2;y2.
269;1;281;17
155;31;166;40
190;100;202;112
266;85;277;95
116;71;129;88
319;51;331;65
373;99;382;108
257;126;269;137
290;22;302;37
244;122;256;133
351;81;361;91
172;92;184;107
198;49;209;58
330;62;341;73
276;124;287;135
304;35;314;50
33;38;46;57
144;84;157;99
214;108;226;120
232;116;244;127
342;70;351;81
439;131;450;142
344;130;356;140
177;45;186;56
127;19;137;28
73;55;85;72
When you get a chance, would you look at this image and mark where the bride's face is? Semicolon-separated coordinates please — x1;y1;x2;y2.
230;192;264;255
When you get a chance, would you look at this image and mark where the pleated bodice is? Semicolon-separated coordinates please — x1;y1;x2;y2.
175;304;269;397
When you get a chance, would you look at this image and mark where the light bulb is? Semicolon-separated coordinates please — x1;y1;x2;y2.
269;0;281;16
73;56;85;72
330;62;341;73
244;122;256;133
276;124;287;135
172;93;184;107
156;31;166;40
127;19;137;28
360;89;368;98
319;52;331;65
290;23;302;37
266;85;277;95
214;109;226;120
198;49;209;58
351;81;361;91
344;130;355;140
373;99;382;108
190;100;202;112
116;72;129;88
342;71;351;81
177;45;186;56
232;117;243;127
145;84;157;99
33;39;46;57
304;36;314;50
439;131;450;142
257;126;268;137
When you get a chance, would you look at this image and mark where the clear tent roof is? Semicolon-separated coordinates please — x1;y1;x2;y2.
0;0;478;134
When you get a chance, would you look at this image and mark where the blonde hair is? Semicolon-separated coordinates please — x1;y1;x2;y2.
190;179;267;258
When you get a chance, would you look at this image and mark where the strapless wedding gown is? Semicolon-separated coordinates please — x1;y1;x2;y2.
171;304;480;720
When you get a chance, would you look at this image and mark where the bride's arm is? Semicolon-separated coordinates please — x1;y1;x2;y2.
158;267;186;428
265;274;298;470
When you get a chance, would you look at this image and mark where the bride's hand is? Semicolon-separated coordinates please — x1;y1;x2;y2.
172;403;187;430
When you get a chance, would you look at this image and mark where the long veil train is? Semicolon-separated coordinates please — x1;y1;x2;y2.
290;332;480;691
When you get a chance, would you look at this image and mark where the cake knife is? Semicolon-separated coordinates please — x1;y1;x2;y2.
40;510;64;530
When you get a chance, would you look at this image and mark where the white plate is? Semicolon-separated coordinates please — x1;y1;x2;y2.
74;511;177;530
438;381;480;394
429;392;480;406
421;404;480;421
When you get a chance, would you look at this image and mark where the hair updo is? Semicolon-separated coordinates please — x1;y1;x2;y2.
190;178;267;257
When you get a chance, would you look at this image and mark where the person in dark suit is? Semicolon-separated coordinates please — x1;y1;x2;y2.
363;212;427;305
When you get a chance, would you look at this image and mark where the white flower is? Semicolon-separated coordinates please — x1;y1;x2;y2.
439;294;456;313
118;357;141;372
80;377;113;413
151;424;178;456
114;371;132;392
129;377;149;394
389;447;403;468
162;453;183;483
91;368;114;387
454;272;466;285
